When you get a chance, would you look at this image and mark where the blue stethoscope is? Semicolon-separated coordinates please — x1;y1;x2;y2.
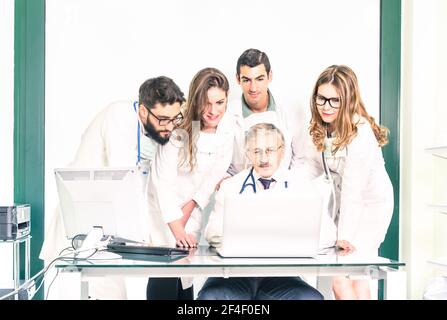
133;101;150;176
239;167;288;194
133;101;141;166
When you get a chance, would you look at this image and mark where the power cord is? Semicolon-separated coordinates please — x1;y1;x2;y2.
45;269;59;300
41;235;119;299
37;248;100;300
71;234;86;250
43;248;123;300
0;236;111;300
30;246;74;299
0;253;65;300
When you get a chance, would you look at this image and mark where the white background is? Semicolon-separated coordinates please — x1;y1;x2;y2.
0;0;14;205
400;0;447;300
45;0;380;227
43;0;380;299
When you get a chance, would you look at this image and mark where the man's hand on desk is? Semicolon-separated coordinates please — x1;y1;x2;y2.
335;240;356;256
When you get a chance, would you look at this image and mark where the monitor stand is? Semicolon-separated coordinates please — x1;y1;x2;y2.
75;226;107;259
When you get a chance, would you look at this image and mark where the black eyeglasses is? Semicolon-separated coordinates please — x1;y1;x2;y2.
147;108;184;126
314;94;341;109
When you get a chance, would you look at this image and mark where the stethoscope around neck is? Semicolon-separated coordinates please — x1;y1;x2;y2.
239;167;288;194
321;149;339;221
133;101;142;166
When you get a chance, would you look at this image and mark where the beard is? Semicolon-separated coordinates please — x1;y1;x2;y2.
143;120;170;146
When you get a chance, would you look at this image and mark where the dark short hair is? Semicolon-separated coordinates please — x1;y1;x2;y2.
139;76;185;109
236;48;271;77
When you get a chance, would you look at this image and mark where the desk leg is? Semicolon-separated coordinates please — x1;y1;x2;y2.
12;242;20;300
81;280;89;300
316;276;334;300
380;267;407;300
58;268;89;300
24;238;30;281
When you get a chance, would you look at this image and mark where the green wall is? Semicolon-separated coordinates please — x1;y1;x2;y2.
379;0;401;300
379;0;401;261
14;0;45;300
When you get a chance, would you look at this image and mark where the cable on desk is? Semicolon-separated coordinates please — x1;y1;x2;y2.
0;241;108;300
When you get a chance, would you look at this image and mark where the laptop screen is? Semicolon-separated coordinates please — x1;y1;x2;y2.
220;186;324;257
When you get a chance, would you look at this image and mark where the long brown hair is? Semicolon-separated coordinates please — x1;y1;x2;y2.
309;65;389;153
179;67;229;171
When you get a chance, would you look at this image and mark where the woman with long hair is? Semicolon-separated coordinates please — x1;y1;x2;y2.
305;65;393;299
147;67;235;299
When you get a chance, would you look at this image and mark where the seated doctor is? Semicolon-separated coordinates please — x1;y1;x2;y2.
197;123;324;300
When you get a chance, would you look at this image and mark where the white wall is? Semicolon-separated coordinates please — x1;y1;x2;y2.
401;0;447;299
0;0;15;290
45;0;381;299
0;0;14;204
45;0;381;226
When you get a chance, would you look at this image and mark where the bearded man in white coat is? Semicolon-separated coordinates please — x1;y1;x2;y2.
40;76;185;299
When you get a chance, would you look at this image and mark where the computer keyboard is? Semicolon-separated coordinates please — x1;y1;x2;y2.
107;241;189;256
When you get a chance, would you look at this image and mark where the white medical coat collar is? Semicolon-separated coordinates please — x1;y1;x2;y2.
229;90;282;119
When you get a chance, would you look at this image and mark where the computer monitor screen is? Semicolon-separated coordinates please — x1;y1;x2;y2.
54;167;150;242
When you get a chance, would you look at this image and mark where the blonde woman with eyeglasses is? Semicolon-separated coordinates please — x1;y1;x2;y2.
297;65;394;299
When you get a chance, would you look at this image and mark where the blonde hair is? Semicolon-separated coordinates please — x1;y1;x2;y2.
309;65;389;153
179;67;229;171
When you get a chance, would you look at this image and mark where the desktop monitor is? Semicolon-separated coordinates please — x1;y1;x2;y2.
54;167;150;243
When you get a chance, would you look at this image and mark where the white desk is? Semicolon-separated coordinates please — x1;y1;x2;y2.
55;246;406;300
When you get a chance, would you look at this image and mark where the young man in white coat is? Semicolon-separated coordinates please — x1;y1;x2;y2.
198;123;324;300
40;76;185;299
227;48;304;176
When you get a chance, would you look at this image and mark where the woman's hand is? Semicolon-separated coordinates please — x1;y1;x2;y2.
175;233;197;248
215;175;231;191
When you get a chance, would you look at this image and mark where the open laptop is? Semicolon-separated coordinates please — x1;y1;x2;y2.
216;184;324;258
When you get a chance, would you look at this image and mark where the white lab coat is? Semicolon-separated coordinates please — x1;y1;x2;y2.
226;93;297;176
41;100;154;299
294;116;394;255
69;100;157;167
205;167;336;250
147;111;235;288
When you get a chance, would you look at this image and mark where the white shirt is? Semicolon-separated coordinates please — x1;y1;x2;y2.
70;100;156;167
